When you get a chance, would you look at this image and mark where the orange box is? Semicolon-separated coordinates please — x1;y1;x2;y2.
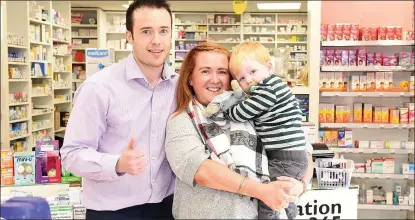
389;109;400;124
360;27;370;41
1;150;14;168
1;168;14;186
354;103;363;123
351;76;360;91
369;27;378;40
363;104;373;123
319;103;327;123
360;75;367;91
336;106;344;123
373;107;382;123
384;72;393;91
366;72;376;91
343;106;351;123
326;104;335;123
378;27;387;40
386;26;395;40
381;107;389;123
350;24;359;41
400;108;408;124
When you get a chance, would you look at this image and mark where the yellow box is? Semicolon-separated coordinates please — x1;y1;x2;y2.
381;107;389;123
363;104;373;123
354;103;363;123
326;104;335;123
343;106;351;123
373;107;382;123
389;109;400;124
319;103;327;123
335;105;344;123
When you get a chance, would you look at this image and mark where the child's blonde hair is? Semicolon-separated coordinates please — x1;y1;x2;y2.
229;42;271;76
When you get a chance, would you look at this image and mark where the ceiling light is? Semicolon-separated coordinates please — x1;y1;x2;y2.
257;3;301;10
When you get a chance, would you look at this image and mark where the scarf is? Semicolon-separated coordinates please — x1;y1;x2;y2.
186;98;270;183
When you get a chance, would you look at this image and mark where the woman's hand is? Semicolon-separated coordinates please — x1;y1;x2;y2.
277;176;305;197
256;181;296;211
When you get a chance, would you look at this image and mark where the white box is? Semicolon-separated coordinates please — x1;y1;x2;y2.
386;192;393;205
376;72;385;90
401;163;415;174
320;73;327;89
366;190;373;204
383;158;395;174
359;140;370;148
351;75;360;91
384;72;393;90
335;72;344;90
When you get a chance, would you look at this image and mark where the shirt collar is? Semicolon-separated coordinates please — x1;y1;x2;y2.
125;53;177;81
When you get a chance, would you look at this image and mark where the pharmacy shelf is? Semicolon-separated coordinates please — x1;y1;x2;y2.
71;24;97;28
353;173;413;180
320;123;414;129
52;24;70;30
8;62;29;66
29;18;51;26
331;148;414;155
290;86;310;95
358;204;414;211
9;102;30;107
322;40;415;47
52;39;70;44
9;78;29;82
32;111;53;117
32;126;53;132
72;36;98;39
9;134;30;141
320;92;414;97
321;66;414;72
9;118;30;123
7;44;28;49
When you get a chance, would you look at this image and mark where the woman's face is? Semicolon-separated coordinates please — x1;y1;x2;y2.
190;51;230;106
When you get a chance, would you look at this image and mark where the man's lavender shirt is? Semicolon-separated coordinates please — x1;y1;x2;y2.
60;53;178;211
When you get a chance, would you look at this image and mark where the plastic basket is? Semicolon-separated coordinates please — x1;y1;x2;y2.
315;158;354;189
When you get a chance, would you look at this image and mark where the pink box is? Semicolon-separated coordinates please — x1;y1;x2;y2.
383;56;398;66
349;50;357;66
335;24;343;40
334;50;342;66
360;27;370;41
326;49;335;66
320;50;327;66
343;23;351;41
378;27;387;40
369;27;378;40
395;26;403;40
350;24;359;41
358;49;367;66
386;26;395;40
374;53;383;66
367;52;375;66
321;24;328;41
341;50;349;66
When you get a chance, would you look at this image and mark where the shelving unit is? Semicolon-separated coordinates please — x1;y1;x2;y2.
1;1;73;151
319;38;414;219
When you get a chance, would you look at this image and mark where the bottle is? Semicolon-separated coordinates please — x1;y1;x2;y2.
359;181;366;204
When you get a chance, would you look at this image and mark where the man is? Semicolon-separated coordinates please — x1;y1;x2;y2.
60;0;177;219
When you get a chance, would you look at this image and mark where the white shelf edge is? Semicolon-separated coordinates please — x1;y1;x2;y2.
320;123;415;129
322;40;414;47
353;173;413;180
9;134;30;141
331;148;414;155
32;125;53;132
321;66;414;72
9;118;30;124
358;204;414;211
321;92;414;97
7;44;28;49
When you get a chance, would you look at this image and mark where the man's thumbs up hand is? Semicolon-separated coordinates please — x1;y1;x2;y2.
115;138;147;175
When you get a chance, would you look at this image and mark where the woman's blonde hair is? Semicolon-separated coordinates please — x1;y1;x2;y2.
229;42;271;76
174;42;231;116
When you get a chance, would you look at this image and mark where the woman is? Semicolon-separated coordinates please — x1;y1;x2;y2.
165;43;313;219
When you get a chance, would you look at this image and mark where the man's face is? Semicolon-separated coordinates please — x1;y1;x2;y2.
126;7;172;68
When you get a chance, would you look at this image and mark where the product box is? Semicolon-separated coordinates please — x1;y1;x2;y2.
360;27;371;41
320;73;327;90
338;129;345;147
319;103;327;122
367;189;374;204
397;52;411;66
320;50;327;66
334;72;344;90
334;50;342;66
378;27;387;40
326;104;335;123
374;53;383;66
411;76;414;92
373;107;382;123
341;74;348;91
366;52;375;66
365;159;372;173
335;24;343;40
13;152;36;185
371;159;384;174
386;26;395;40
375;72;385;91
354;163;365;173
381;107;389;123
1;168;14;186
360;75;367;91
335;105;344;123
383;158;395;174
366;72;376;91
352;75;360;91
326;72;335;90
341;50;349;66
363;103;373;123
349;49;357;66
403;103;414;123
401;163;415;175
350;24;359;41
384;72;394;90
343;106;351;122
389;109;400;124
326;49;335;66
320;24;328;41
385;141;401;149
399;108;408;124
369;27;378;40
345;130;353;148
342;23;351;40
354;103;363;123
35;136;61;184
371;140;385;148
357;49;366;66
359;140;370;148
1;150;14;168
318;131;325;143
61;167;82;183
395;26;403;40
386;192;393;204
383;56;398;66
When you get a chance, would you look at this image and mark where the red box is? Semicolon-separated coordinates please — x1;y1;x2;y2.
374;53;383;66
335;24;343;40
350;24;359;41
378;27;387;40
369;27;378;40
320;24;328;41
386;26;395;40
349;50;357;66
343;24;351;40
395;26;402;40
360;27;371;41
